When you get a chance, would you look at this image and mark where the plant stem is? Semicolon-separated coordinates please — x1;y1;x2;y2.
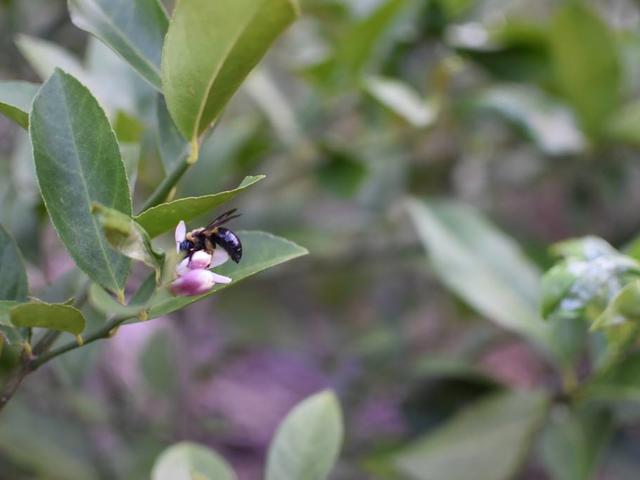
29;314;134;371
139;138;200;212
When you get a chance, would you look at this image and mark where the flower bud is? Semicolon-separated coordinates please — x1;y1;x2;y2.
176;251;213;276
171;269;217;296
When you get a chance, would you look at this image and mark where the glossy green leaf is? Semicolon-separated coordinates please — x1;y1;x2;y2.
92;203;164;279
135;175;264;238
68;0;168;89
540;405;612;480
0;81;39;129
152;442;236;480
156;95;188;173
0;225;28;301
406;199;552;347
148;231;307;318
550;3;621;138
266;390;344;480
364;76;436;128
394;391;548;480
161;0;299;141
10;302;85;335
30;69;132;293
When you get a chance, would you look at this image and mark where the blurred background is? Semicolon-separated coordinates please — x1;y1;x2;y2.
2;0;640;478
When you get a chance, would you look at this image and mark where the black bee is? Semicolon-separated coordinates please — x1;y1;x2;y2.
175;209;243;263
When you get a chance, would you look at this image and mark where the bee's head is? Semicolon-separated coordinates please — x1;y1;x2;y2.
179;240;194;252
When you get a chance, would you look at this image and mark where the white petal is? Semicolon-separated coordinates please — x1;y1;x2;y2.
209;272;232;284
190;250;213;269
176;258;190;276
175;220;186;252
211;247;230;267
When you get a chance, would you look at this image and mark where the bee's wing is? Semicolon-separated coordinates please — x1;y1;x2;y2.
205;209;241;231
175;220;186;252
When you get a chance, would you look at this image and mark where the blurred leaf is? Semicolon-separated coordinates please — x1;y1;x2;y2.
152;442;236;480
550;3;621;138
10;301;85;335
394;391;548;480
156;95;188;174
540;264;579;320
540;405;612;480
16;34;86;82
402;363;501;435
450;21;552;84
406;199;552;348
607;100;640;145
266;390;343;480
0;301;18;327
317;148;368;198
317;0;408;86
0;81;39;129
364;76;436;128
139;330;177;396
113;111;144;143
0;225;28;301
475;85;585;155
147;231;308;318
586;351;640;401
136;175;264;238
30;69;132;293
592;280;640;331
121;142;141;194
161;0;299;141
0;402;99;480
92;203;164;279
68;0;169;89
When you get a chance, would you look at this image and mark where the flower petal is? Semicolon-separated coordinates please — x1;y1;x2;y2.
175;220;186;252
209;272;232;284
190;250;213;269
171;269;216;296
211;247;230;267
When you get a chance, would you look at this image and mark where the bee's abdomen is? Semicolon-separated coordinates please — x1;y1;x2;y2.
214;227;242;263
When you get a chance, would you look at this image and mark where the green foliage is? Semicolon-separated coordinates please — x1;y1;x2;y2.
10;302;85;336
266;390;344;480
0;225;28;302
550;3;621;139
393;391;548;480
135;175;264;237
68;0;169;89
161;0;299;141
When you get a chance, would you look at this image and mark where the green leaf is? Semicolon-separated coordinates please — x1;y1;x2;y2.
364;75;436;128
540;264;579;320
606;100;640;146
92;203;164;279
152;442;236;480
68;0;168;90
147;231;307;318
0;81;39;129
88;283;149;318
266;390;344;480
586;351;640;401
393;391;548;480
592;280;640;331
406;199;552;347
161;0;299;141
550;3;621;138
135;175;264;238
156;95;188;174
316;148;368;198
29;69;132;293
10;302;85;335
320;0;408;85
540;405;612;480
0;225;28;301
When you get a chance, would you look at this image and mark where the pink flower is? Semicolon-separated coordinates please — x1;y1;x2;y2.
176;251;213;275
170;269;232;297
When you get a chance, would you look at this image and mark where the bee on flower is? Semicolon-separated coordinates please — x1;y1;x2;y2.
171;210;243;296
